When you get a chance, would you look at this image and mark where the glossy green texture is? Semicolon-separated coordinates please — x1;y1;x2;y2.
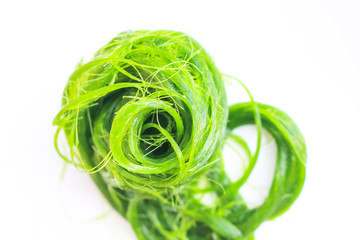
53;30;306;239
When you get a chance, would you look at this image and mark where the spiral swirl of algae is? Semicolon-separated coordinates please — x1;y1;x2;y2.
54;30;306;240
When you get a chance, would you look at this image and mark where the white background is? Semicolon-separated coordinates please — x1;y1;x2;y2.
1;0;359;239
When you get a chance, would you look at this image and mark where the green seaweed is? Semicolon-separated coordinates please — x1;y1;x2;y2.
53;30;306;239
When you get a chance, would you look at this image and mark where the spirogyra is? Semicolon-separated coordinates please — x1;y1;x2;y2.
53;30;306;240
